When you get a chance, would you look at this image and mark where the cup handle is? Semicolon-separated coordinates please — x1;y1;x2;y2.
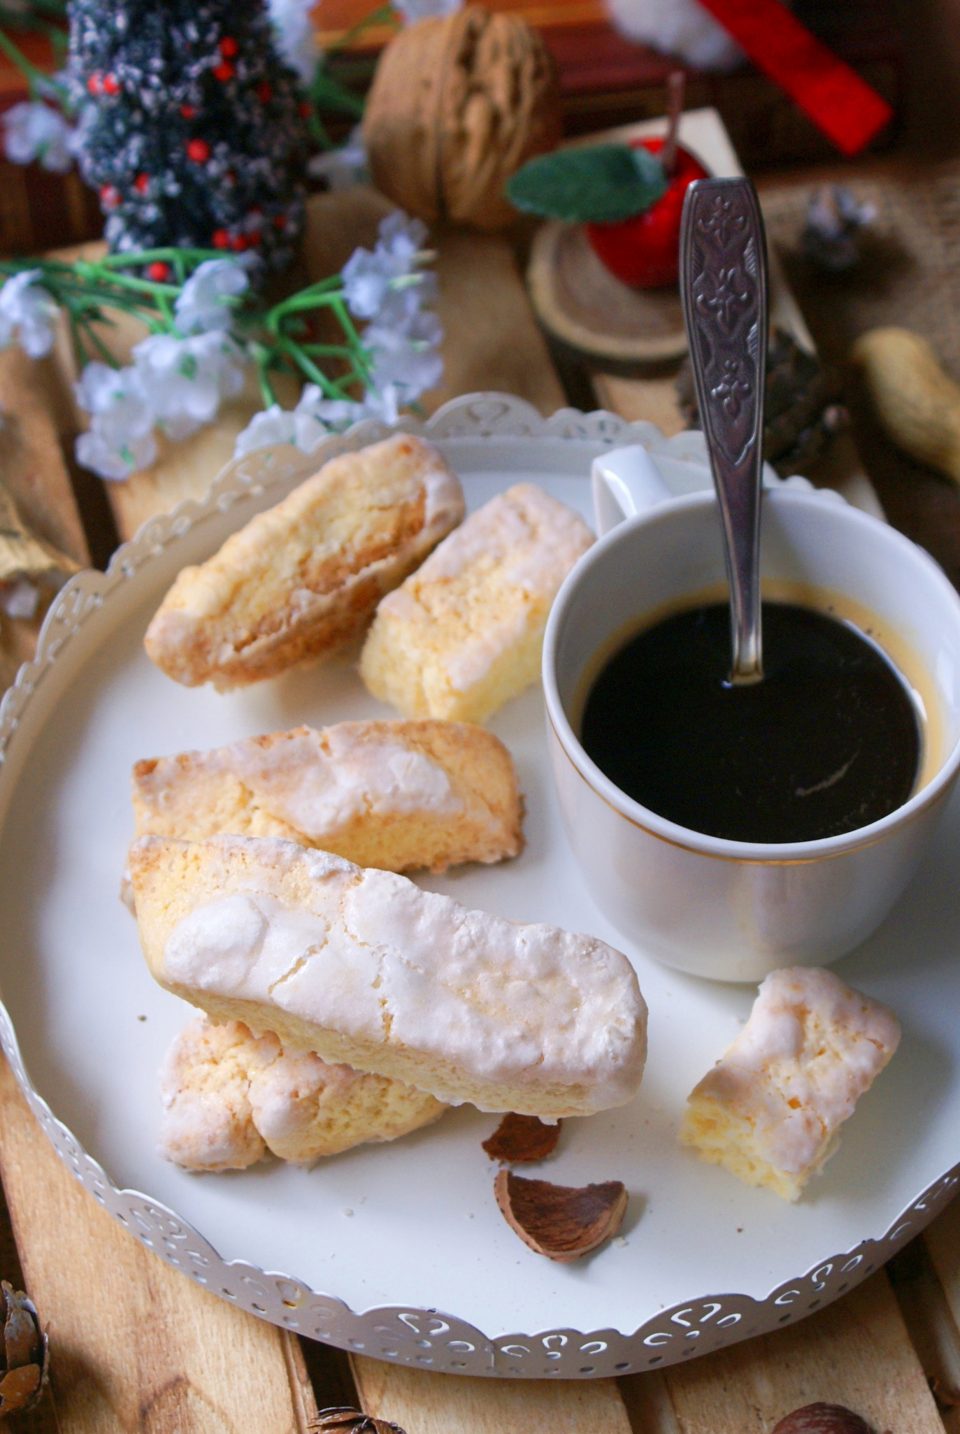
591;446;675;534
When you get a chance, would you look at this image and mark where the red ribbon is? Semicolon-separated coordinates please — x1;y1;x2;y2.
695;0;893;156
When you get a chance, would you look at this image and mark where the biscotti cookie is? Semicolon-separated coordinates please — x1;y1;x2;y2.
159;1015;446;1171
132;719;523;874
680;966;901;1201
144;434;464;690
129;833;647;1118
359;483;593;722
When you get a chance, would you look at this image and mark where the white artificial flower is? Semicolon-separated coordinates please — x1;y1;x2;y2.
0;578;40;621
2;101;75;173
376;271;438;329
308;126;367;190
0;270;58;358
174;259;249;335
359;382;402;426
74;361;159;480
69;98;97;157
393;0;462;22
377;211;428;264
233;403;330;457
364;322;444;395
75;426;157;481
294;385;364;426
341;211;430;320
132;331;247;439
268;0;319;84
75;361;155;444
340;247;397;320
365;310;444;397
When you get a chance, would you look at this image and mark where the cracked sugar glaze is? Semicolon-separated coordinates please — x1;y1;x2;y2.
578;583;931;845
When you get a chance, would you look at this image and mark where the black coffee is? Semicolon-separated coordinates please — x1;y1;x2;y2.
579;601;921;843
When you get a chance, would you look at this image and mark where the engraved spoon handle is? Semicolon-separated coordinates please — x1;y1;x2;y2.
680;177;768;685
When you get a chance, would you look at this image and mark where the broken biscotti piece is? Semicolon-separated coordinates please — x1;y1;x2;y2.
359;483;593;723
143;434;465;691
679;966;901;1201
132;719;523;874
129;833;647;1118
159;1015;446;1171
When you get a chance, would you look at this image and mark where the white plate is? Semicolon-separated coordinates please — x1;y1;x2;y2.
1;395;957;1379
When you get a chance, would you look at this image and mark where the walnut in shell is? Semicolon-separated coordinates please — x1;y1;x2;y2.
362;6;562;231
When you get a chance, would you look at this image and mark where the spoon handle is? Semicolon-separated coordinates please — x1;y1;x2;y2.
680;177;768;684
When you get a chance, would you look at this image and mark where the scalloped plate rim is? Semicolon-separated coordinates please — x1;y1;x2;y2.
0;393;953;1380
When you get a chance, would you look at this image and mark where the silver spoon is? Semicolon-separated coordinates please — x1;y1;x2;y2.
679;176;768;685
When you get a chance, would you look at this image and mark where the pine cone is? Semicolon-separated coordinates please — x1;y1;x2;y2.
0;1283;49;1418
311;1407;406;1434
676;327;847;476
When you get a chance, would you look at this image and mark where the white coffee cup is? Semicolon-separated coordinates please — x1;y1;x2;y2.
542;445;960;982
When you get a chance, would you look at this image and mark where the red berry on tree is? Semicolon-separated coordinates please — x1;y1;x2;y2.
272;213;287;230
102;73;120;95
299;100;312;119
87;72;102;95
213;61;234;82
146;261;171;281
231;233;250;251
212;229;231;249
219;35;238;57
186;138;211;163
134;173;149;193
180;103;197;119
256;81;272;104
99;184;119;208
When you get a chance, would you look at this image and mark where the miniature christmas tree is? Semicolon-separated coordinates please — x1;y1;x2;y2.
66;0;310;272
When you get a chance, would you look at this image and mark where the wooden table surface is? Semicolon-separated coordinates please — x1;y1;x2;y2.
3;160;960;1433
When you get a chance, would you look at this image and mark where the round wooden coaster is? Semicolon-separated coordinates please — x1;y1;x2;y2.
527;219;688;366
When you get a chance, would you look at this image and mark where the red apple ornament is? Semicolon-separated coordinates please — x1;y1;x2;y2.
507;74;708;291
583;137;708;288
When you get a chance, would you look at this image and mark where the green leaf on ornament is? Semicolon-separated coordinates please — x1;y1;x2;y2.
506;144;668;223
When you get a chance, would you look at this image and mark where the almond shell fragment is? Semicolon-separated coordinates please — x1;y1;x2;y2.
493;1169;627;1262
482;1113;562;1163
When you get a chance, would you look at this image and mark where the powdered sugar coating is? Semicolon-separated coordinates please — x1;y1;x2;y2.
686;966;900;1181
157;1014;445;1170
148;834;647;1115
373;482;593;691
360;483;594;720
224;725;453;827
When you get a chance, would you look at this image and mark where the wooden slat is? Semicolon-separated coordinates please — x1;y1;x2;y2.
618;1274;944;1433
591;368;685;438
352;1358;634;1433
0;1059;318;1430
917;1198;960;1427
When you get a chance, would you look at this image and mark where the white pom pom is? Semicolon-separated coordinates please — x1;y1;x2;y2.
603;0;745;72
